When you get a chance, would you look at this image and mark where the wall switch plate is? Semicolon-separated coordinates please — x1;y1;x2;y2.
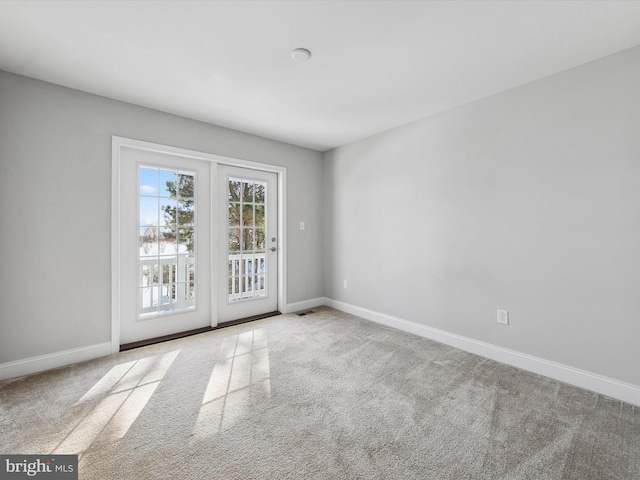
300;221;305;231
497;309;509;325
343;280;348;289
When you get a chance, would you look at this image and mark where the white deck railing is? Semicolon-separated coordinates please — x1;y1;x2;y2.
140;252;266;310
139;254;195;313
228;252;267;301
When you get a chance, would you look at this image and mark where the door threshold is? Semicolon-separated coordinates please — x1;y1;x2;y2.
120;311;281;351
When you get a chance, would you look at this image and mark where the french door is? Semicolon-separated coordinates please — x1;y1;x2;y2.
217;165;278;323
118;147;212;345
113;139;280;347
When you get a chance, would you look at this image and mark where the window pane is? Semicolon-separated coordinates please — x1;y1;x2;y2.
148;263;160;285
178;200;195;225
161;284;175;305
242;277;253;298
159;169;177;197
161;262;175;284
140;167;158;196
157;227;175;255
228;228;240;252
228;203;240;226
159;198;177;226
186;257;195;283
229;257;240;277
254;182;266;203
140;197;158;226
256;256;266;274
186;282;195;301
141;286;159;309
140;262;154;287
159;226;174;239
242;204;254;226
178;227;194;254
254;205;265;227
140;227;157;256
228;179;241;201
241;228;254;251
254;228;265;251
242;181;254;203
228;277;239;296
177;172;194;199
242;256;253;276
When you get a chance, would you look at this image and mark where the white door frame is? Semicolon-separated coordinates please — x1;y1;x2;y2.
111;136;287;354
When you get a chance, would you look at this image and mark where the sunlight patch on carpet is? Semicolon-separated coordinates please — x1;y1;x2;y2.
53;350;180;455
192;329;271;441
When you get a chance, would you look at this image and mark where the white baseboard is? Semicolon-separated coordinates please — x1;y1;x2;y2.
5;299;639;406
324;298;640;407
0;295;328;380
284;297;326;314
0;342;112;381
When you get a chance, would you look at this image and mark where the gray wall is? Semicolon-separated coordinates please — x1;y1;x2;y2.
323;45;640;386
0;70;323;363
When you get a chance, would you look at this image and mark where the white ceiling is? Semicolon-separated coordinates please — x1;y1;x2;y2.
2;1;640;151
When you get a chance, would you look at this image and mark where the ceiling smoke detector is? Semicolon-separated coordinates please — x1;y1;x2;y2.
291;48;311;62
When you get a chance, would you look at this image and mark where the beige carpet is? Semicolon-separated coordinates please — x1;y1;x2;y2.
1;307;639;479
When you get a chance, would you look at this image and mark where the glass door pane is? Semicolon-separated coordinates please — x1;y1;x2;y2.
227;177;268;303
139;165;196;317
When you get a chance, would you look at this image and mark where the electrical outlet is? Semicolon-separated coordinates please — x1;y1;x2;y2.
343;280;348;289
497;309;509;325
